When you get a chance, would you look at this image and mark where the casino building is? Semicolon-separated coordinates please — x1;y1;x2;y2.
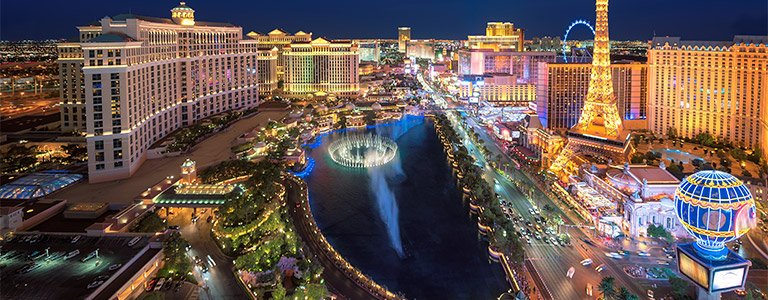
578;163;687;238
59;2;261;183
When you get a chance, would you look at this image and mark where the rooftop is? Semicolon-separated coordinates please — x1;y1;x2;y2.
0;171;82;199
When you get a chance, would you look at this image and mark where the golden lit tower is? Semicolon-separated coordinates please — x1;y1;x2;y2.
549;0;631;174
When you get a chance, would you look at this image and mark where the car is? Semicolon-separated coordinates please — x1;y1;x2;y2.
525;221;532;227
535;225;542;232
164;279;173;290
96;274;111;281
647;289;654;299
167;225;180;230
175;280;184;292
194;256;202;264
154;278;166;291
526;237;531;244
734;288;747;296
617;250;629;256
516;231;523;238
637;251;650;257
88;280;105;289
595;264;605;272
108;263;122;271
535;233;542;240
656;260;670;265
71;235;81;244
662;247;673;253
605;252;622;259
127;236;141;247
201;264;209;273
543;237;550;244
586;283;593;296
146;278;159;292
566;267;575;278
580;259;593;266
207;215;213;223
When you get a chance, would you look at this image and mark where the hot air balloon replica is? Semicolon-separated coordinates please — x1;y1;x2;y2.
674;170;756;299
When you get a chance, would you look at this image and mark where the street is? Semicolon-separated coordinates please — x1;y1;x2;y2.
167;207;250;300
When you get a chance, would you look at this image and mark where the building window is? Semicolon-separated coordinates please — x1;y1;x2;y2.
113;138;122;148
95;164;105;170
114;161;123;168
113;150;122;160
94;140;104;150
95;152;105;162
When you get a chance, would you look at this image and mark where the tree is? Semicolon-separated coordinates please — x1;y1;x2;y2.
133;212;166;233
363;111;377;126
336;115;347;129
742;170;753;178
666;164;684;180
630;153;645;164
668;276;690;300
61;144;87;162
667;127;678;139
646;224;674;243
694;132;716;147
731;148;748;161
617;286;638;300
598;277;617;300
287;127;301;139
271;284;287;300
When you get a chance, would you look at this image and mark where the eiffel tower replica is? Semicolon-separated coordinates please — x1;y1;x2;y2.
549;0;631;174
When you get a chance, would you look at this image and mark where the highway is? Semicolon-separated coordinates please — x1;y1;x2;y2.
423;73;664;299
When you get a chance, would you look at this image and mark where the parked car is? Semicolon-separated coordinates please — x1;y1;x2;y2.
127;236;141;247
146;278;158;292
108;263;122;271
71;235;81;244
637;251;650;257
154;278;166;291
580;259;593;266
566;267;575;278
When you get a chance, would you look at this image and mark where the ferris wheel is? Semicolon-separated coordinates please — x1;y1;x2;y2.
563;20;596;63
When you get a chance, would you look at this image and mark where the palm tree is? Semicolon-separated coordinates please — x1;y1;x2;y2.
617;286;638;300
598;277;617;300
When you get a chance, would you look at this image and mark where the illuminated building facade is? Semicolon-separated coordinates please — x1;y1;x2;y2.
357;41;380;63
536;62;648;130
648;36;768;157
257;47;278;95
468;22;525;52
69;2;259;183
459;74;536;107
458;49;555;84
246;29;312;79
58;25;102;132
283;38;359;98
398;27;410;53
406;39;435;60
549;0;631;173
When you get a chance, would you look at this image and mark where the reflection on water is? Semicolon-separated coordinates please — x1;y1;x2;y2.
305;117;508;299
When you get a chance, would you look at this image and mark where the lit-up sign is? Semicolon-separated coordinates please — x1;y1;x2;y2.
677;243;751;294
678;249;710;289
711;267;746;292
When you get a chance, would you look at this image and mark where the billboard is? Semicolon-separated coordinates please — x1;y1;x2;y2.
711;267;747;292
678;249;710;290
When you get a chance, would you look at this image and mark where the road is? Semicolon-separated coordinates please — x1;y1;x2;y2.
283;177;380;300
422;72;663;299
168;208;249;300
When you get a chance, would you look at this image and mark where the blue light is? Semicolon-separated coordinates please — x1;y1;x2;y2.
563;20;596;63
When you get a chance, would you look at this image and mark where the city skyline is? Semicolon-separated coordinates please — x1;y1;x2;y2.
2;0;766;41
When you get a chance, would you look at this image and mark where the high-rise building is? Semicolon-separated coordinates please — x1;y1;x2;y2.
406;39;435;60
357;41;380;63
257;48;278;95
648;36;768;156
459;74;536;107
57;24;102;133
398;27;411;53
536;62;648;130
458;49;555;84
246;29;312;80
63;2;260;183
549;0;631;173
468;22;525;52
283;38;359;98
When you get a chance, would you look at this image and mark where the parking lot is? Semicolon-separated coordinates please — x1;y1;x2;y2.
0;234;147;299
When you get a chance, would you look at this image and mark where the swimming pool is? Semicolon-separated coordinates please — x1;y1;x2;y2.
652;148;703;164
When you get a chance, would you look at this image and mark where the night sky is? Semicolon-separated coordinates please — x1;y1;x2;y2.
2;0;766;42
